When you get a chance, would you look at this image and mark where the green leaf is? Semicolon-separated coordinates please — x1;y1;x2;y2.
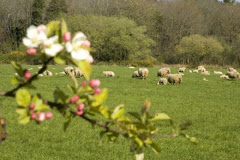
18;115;30;124
11;61;24;77
31;95;43;106
134;137;143;147
64;113;72;131
128;112;141;121
35;104;50;111
75;60;91;80
61;19;68;35
151;113;170;121
150;142;161;153
92;88;108;107
111;104;124;120
46;21;60;37
54;56;66;65
106;132;119;142
99;105;109;118
11;77;20;85
16;108;27;116
16;89;31;107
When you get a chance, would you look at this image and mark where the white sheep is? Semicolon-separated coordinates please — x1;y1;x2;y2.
157;67;170;77
64;66;74;75
214;71;223;75
220;74;229;80
193;70;198;73
178;67;186;72
226;71;240;79
126;65;135;69
103;71;115;77
74;67;84;78
203;77;208;81
43;70;52;76
189;70;192;73
138;68;149;79
157;78;168;85
167;74;182;85
201;71;210;75
197;66;206;72
228;68;237;72
38;74;43;77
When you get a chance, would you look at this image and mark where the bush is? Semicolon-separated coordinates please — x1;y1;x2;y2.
63;14;155;62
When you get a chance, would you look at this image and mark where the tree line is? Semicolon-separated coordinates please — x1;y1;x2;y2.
0;0;240;66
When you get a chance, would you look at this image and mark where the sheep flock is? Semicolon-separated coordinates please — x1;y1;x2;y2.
19;65;239;86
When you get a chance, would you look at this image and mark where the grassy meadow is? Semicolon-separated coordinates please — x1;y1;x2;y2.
0;64;240;160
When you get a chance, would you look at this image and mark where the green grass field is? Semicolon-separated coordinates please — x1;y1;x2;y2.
0;64;240;160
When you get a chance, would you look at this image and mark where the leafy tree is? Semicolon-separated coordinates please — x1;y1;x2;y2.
176;34;224;65
31;0;45;25
45;0;68;22
65;15;155;62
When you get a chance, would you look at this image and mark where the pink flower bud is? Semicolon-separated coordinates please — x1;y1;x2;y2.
24;70;32;79
69;95;80;103
90;79;100;88
82;40;91;47
29;104;35;110
63;32;71;42
31;112;36;120
94;88;101;95
81;81;87;87
45;112;53;120
37;112;45;122
77;103;85;111
76;110;84;116
26;48;37;55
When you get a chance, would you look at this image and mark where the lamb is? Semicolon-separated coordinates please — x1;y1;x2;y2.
226;71;240;79
74;67;84;77
201;71;210;75
220;74;229;80
138;68;149;79
214;71;223;75
167;74;182;85
43;70;52;76
157;78;168;85
132;71;140;78
189;70;192;73
103;71;115;77
126;65;135;69
203;77;208;81
178;67;186;73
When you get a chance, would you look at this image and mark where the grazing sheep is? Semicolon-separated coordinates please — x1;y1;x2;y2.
178;67;186;72
167;74;182;85
43;70;52;76
138;68;149;79
74;67;84;77
38;66;42;69
228;68;237;72
189;70;192;73
226;71;240;79
201;71;210;75
220;74;230;80
157;68;170;77
193;70;198;73
64;66;74;75
214;71;223;75
103;71;115;77
132;71;140;78
157;78;168;85
38;74;43;77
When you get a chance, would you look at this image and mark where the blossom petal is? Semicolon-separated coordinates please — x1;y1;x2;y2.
72;32;86;42
23;38;38;48
27;26;38;39
71;49;90;61
66;42;73;52
45;44;63;57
